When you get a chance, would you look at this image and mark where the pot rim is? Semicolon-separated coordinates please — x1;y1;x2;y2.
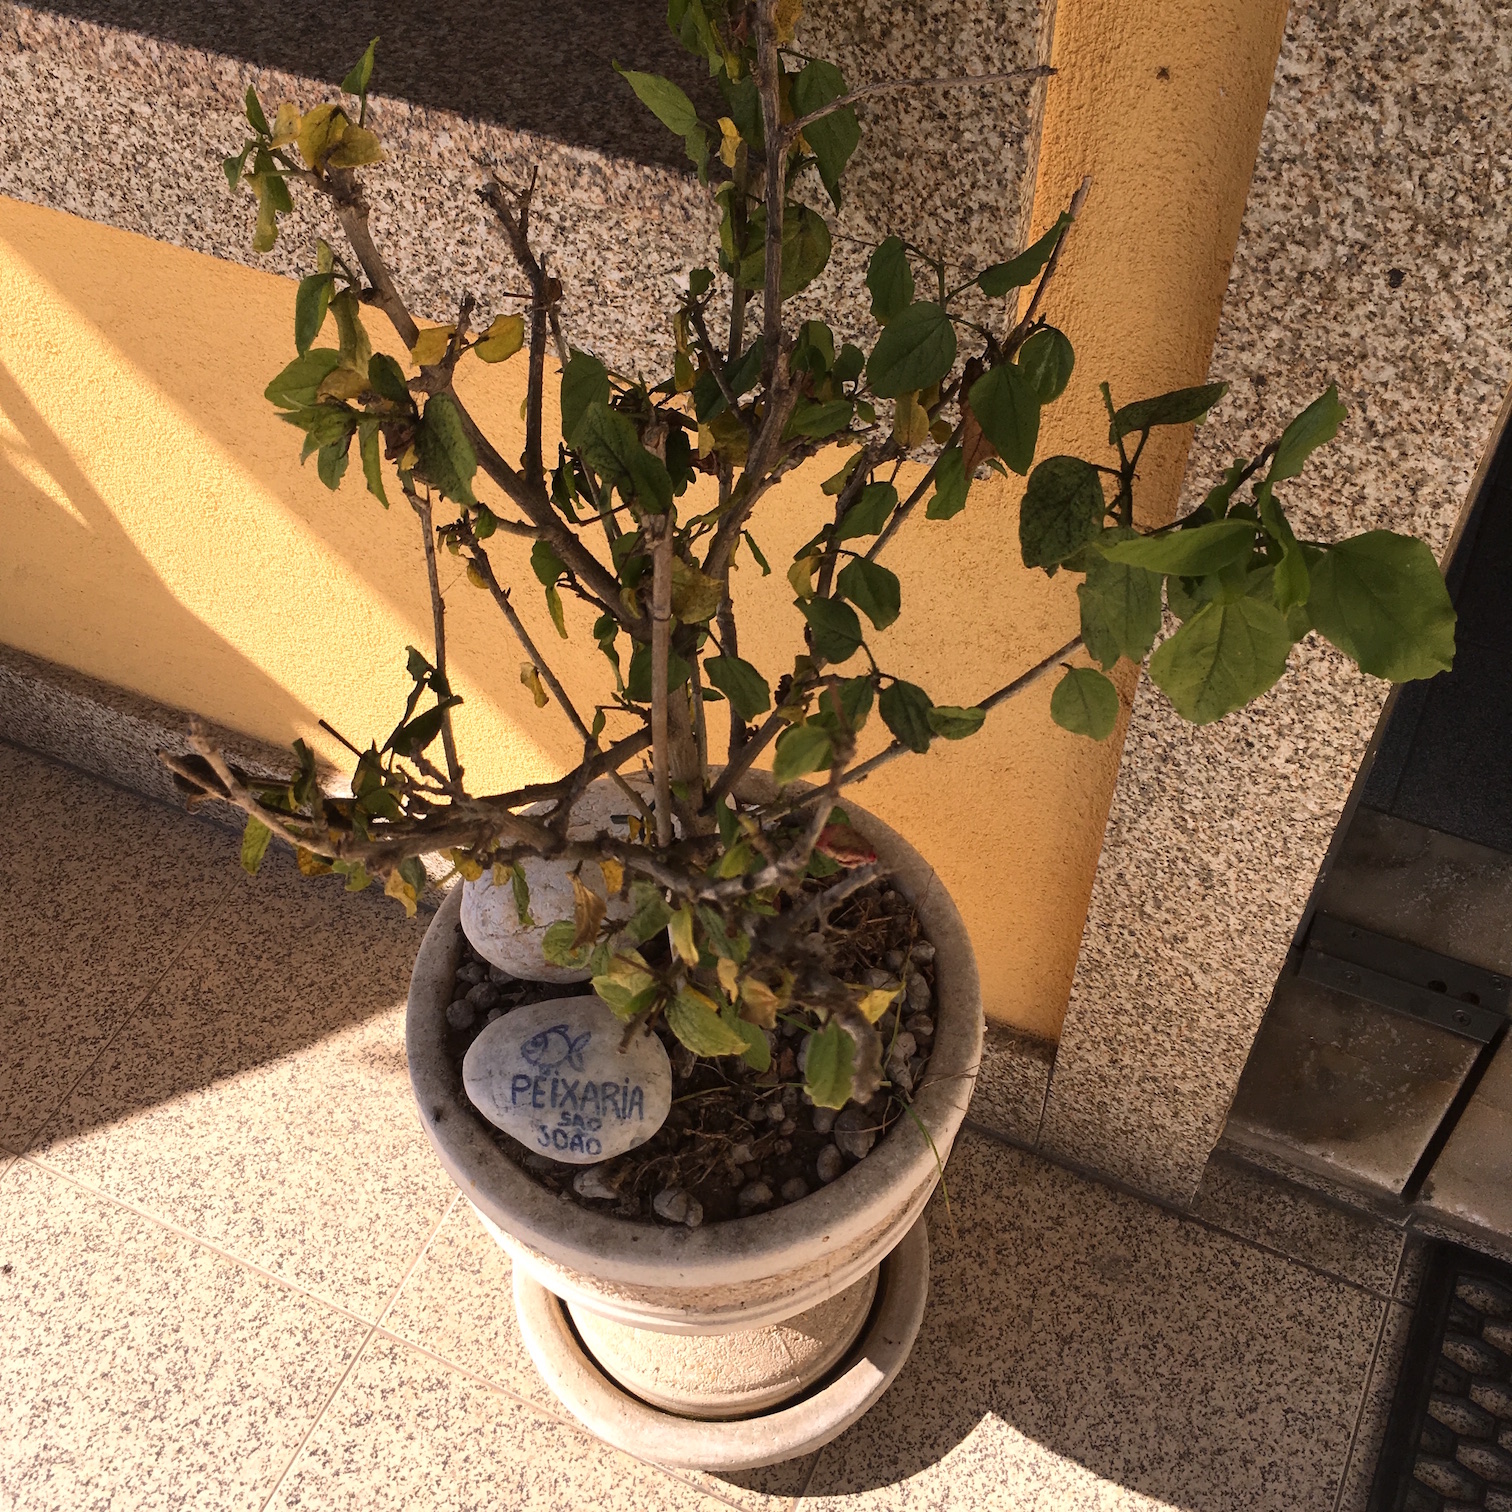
406;789;983;1291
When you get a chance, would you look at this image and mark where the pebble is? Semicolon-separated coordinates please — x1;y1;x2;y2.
780;1177;809;1203
774;1138;792;1155
729;1142;754;1165
817;1144;845;1183
811;1107;836;1135
889;1061;914;1096
574;1165;620;1202
455;960;486;985
834;1107;877;1161
905;1014;935;1040
672;1043;697;1080
766;1100;787;1123
779;1118;797;1136
888;1032;918;1066
909;1054;927;1082
466;981;500;1010
910;941;936;965
523;1152;557;1175
447;999;477;1030
738;1181;773;1213
488;964;513;984
905;975;932;1012
863;967;895;989
485;1007;504;1025
653;1187;704;1227
882;950;904;972
742;1160;763;1180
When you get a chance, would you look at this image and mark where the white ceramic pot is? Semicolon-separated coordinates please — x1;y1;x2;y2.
406;792;982;1455
459;779;644;983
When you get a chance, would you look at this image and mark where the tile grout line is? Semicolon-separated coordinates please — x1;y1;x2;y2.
964;1118;1403;1302
15;869;242;1160
257;1191;463;1512
1330;1235;1412;1512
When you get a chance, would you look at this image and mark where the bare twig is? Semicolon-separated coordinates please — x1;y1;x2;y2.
649;516;674;847
1007;175;1093;352
783;66;1056;141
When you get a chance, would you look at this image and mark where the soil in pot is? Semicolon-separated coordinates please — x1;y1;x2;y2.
441;876;939;1229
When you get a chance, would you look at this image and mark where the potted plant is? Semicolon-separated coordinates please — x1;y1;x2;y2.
167;0;1457;1470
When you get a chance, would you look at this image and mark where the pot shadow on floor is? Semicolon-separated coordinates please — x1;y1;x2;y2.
715;1128;1386;1512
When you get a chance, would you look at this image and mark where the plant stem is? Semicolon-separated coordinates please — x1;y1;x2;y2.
782;65;1056;141
408;490;461;784
650;517;674;847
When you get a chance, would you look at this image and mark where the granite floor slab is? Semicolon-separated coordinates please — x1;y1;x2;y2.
0;740;1413;1509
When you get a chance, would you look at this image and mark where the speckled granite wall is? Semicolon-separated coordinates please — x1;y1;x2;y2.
0;1;1046;378
1039;0;1512;1204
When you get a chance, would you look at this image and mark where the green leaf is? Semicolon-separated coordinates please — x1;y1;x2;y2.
614;65;699;135
1268;385;1347;482
293;273;334;356
812;675;874;736
927;704;985;740
1306;531;1456;682
1109;382;1229;444
968;363;1040;475
357;419;388;507
800;597;865;662
1019;456;1105;569
510;863;533;926
834;481;898;541
417;394;478;506
976;214;1069;297
704;656;771;720
561;349;611;445
575;402;673;513
772;724;834;785
265;349;342;410
792;59;860;209
531;540;566;587
785;398;854;439
340;36;379;100
737;204;832;296
316;438;351;490
866;302;957;398
1077;528;1162;667
666;987;751;1056
1148;596;1293;724
926;445;970;520
743;531;771;574
367;352;410;405
803;1021;855;1109
836;558;901;630
626;644;692;701
223;144;251;191
1017;326;1075;404
723;1004;772;1072
866;236;915;324
1050;666;1120;739
1100;519;1256;576
240;816;272;875
625;881;673;944
542;919;596;970
591;952;660;1021
879;680;934;753
244;85;270;136
1257;485;1309;613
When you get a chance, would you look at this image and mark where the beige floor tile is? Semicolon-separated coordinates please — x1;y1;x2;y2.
0;742;238;1150
380;1198;818;1509
1335;1301;1413;1512
800;1130;1384;1512
1191;1153;1405;1297
0;1157;367;1511
268;1332;745;1512
30;858;455;1321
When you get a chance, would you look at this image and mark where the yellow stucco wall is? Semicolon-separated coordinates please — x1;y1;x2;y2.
0;0;1286;1039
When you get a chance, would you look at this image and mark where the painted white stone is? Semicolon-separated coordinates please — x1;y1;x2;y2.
460;779;645;984
463;995;671;1164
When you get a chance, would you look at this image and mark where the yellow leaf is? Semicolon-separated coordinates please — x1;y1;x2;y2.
717;116;741;169
670;559;726;624
788;554;819;601
474;313;525;363
705;409;749;465
570;872;607;949
717;957;740;997
296;103;343;171
519;663;549;707
674;351;696;393
739;975;780;1030
600;858;625;896
316;365;368;402
929;418;955;445
295;846;332;876
269;101;301;148
857;985;899;1023
384;868;419;918
892;390;930;449
467;563;489;590
326;124;384;168
450;848;484;882
669;905;698;967
773;0;803;44
410;325;456;368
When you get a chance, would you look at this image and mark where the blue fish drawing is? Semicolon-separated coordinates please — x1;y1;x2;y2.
521;1024;591;1073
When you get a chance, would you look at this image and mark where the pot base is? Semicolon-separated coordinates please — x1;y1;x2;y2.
513;1216;930;1471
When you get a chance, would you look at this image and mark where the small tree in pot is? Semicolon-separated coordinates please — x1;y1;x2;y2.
164;0;1457;1458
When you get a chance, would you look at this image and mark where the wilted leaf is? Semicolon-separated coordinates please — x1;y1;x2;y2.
815;823;878;866
804;1021;855;1108
740;976;782;1029
570;872;607;949
666;987;750;1056
892;389;930;449
600;858;625;897
520;663;549;707
591;950;660;1021
669;905;698;966
857;985;898;1023
670;559;726;623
